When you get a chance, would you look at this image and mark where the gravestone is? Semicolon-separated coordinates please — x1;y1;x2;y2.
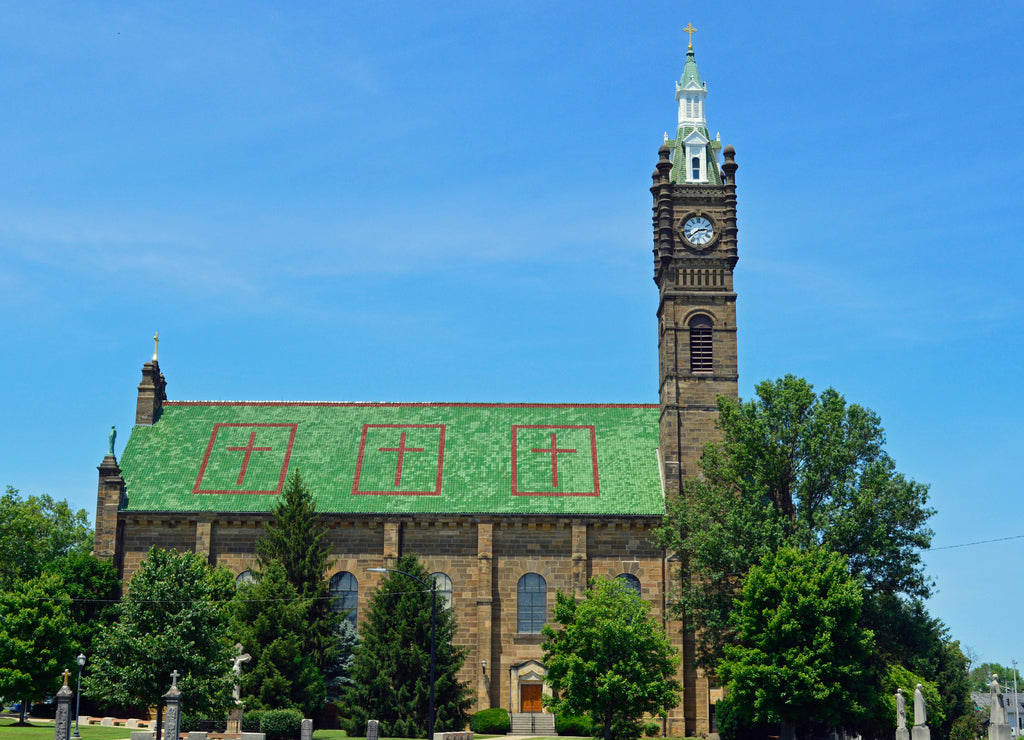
300;719;313;740
127;719;140;728
102;718;116;727
164;671;183;740
367;719;379;740
54;669;74;740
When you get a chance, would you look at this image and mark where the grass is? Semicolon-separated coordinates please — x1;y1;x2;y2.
0;717;137;740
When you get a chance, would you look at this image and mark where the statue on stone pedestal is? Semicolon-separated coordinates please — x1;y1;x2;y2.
897;688;907;729
991;675;1008;726
914;684;928;727
231;643;252;703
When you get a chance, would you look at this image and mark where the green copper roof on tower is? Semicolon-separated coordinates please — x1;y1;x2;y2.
680;48;704;89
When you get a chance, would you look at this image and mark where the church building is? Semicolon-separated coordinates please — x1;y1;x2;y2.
94;36;738;738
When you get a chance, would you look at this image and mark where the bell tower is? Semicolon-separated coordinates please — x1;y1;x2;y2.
653;28;739;498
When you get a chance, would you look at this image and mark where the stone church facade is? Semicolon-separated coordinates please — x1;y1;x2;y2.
94;40;738;738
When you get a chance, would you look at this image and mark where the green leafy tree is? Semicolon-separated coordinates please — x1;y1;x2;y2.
342;554;471;738
969;661;1017;692
88;548;235;738
255;470;340;673
0;486;92;590
717;546;876;738
655;375;934;667
876;665;944;737
541;577;680;740
232;560;324;716
44;550;121;657
0;572;77;723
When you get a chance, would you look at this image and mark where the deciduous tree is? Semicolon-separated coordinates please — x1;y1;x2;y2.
88;548;235;739
0;572;77;723
0;486;92;590
541;577;680;740
655;375;934;667
717;547;876;738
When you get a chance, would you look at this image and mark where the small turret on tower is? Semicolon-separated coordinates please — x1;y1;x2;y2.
136;333;167;426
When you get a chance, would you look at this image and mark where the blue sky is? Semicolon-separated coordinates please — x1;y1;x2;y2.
2;1;1022;667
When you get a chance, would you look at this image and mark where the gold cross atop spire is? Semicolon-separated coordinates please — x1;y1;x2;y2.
684;23;697;50
153;332;159;361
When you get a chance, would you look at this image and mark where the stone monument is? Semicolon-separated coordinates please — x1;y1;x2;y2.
164;671;182;740
911;684;930;740
895;687;909;740
54;669;74;740
366;719;379;740
300;719;313;740
227;644;251;733
989;675;1012;740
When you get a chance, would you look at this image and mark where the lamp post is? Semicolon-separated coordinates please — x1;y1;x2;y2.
369;566;437;740
73;653;86;739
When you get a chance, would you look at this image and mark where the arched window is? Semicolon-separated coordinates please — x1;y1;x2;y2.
517;573;547;633
330;571;359;628
617;573;641;595
691;156;701;180
432;572;453;611
689;315;713;373
235;570;255;588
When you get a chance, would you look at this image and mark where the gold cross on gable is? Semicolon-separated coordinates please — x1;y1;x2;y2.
684;23;697;50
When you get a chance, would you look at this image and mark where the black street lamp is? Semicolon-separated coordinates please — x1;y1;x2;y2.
369;566;437;740
73;653;86;739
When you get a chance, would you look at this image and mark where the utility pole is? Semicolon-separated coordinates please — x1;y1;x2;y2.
1014;660;1020;736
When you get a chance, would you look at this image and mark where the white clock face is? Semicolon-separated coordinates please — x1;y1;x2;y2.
683;216;714;246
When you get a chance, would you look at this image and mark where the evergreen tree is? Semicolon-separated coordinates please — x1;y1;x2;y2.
232;560;324;716
88;548;235;739
342;554;471;738
255;470;339;672
324;619;360;705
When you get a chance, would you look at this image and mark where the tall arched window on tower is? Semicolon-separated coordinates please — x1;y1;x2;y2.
432;572;453;611
689;315;713;373
691;156;701;180
517;573;547;633
330;571;358;628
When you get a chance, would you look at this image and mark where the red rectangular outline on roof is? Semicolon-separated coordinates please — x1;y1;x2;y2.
352;424;446;496
511;424;600;497
193;423;297;496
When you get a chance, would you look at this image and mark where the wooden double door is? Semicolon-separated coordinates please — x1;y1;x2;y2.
520;684;543;713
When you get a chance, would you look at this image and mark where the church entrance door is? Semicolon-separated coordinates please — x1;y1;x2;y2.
520;684;542;713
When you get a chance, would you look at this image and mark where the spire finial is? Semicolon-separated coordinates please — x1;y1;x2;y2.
683;23;697;50
153;332;159;361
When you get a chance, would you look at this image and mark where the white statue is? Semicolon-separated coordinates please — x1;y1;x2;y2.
896;688;907;729
914;684;927;727
991;675;1008;726
231;643;252;703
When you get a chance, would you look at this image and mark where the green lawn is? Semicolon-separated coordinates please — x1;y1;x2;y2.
0;717;137;740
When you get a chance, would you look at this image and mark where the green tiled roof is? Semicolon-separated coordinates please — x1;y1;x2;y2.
667;127;723;185
119;402;663;516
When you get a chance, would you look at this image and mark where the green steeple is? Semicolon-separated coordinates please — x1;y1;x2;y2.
665;29;721;185
679;48;704;89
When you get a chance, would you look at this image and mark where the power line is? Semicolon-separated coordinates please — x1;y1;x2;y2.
933;536;1019;552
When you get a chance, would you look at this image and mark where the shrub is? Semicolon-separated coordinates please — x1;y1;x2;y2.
260;708;304;740
243;710;266;733
643;721;661;737
555;714;593;736
470;708;510;734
